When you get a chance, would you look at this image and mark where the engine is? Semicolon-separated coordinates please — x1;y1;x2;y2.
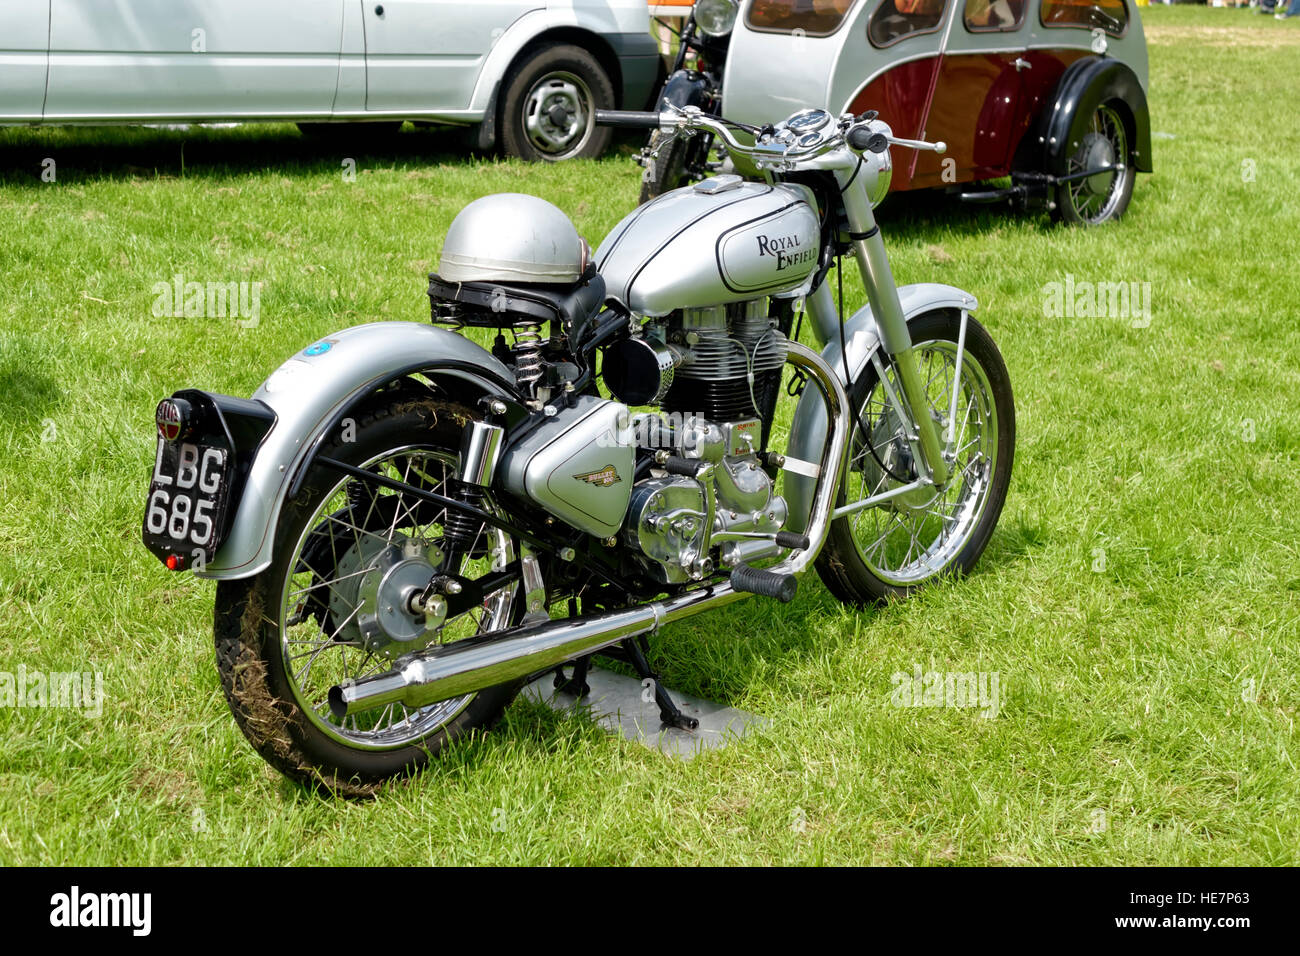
607;298;793;584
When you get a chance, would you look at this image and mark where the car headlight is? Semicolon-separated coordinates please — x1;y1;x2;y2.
695;0;739;37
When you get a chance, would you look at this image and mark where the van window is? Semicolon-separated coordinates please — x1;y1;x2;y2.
868;0;949;47
746;0;858;38
1040;0;1129;36
964;0;1026;32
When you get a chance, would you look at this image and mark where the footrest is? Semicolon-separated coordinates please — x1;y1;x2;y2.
730;564;798;603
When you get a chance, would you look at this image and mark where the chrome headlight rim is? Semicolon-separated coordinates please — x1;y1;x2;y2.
695;0;739;37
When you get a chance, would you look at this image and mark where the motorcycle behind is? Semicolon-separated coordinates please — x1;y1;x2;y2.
142;105;1015;795
638;0;736;202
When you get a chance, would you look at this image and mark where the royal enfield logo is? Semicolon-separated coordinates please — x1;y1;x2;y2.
155;398;189;443
756;233;816;272
575;464;621;487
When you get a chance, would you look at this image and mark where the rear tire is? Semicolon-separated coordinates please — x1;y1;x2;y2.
1050;101;1136;226
213;397;522;796
499;44;615;161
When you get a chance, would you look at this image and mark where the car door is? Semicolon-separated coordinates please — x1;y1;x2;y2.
0;3;51;120
909;0;1030;188
44;0;344;120
361;0;539;113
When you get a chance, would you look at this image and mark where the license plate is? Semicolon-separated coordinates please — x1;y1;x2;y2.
142;438;232;569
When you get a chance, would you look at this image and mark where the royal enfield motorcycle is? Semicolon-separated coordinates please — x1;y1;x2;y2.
143;105;1014;795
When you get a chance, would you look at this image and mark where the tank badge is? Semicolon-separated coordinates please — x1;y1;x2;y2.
575;465;622;487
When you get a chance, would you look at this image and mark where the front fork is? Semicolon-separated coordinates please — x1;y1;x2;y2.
829;174;952;488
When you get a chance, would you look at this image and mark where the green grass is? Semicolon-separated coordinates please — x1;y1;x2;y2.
1;6;1297;865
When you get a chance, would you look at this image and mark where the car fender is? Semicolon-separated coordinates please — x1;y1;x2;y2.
198;322;520;581
784;283;977;533
468;3;655;121
1020;56;1154;176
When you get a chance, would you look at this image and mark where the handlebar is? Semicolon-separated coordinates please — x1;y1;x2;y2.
596;106;946;167
593;110;662;130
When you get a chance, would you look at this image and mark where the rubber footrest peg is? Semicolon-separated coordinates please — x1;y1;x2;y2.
774;530;811;550
730;564;798;603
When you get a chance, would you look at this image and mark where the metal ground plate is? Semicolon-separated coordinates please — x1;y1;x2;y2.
523;666;766;759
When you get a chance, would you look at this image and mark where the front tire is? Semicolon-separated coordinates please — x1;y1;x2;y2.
214;397;523;796
815;310;1015;605
499;44;615;162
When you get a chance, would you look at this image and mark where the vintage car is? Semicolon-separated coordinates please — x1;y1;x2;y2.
661;0;1152;224
0;0;662;161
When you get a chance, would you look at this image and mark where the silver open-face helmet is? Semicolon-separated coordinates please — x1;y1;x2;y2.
438;193;589;285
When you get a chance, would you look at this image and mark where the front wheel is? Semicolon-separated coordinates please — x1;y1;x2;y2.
213;397;525;796
815;310;1015;605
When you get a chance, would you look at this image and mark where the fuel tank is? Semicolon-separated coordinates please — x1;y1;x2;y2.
595;178;821;317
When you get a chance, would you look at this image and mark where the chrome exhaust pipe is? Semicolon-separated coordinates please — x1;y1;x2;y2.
328;342;848;720
329;583;746;718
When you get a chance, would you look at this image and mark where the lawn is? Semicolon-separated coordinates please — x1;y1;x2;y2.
0;6;1296;866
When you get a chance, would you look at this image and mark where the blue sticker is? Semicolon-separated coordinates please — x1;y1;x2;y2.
304;341;333;356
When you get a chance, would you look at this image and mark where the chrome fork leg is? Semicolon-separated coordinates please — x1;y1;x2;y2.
841;190;951;487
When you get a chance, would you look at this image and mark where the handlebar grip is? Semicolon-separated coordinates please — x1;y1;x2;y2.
594;110;662;130
847;126;889;154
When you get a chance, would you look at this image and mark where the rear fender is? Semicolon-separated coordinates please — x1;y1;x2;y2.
198;322;520;580
1018;56;1154;176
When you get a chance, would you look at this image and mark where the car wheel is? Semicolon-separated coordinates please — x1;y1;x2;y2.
499;44;615;162
1051;101;1136;226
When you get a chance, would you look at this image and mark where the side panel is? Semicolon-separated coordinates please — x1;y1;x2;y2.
199;322;516;580
0;3;50;120
784;283;977;532
44;0;344;120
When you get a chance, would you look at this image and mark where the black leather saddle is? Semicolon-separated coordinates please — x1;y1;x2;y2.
428;266;606;332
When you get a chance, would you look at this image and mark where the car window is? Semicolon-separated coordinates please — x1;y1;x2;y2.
1039;0;1129;36
963;0;1026;32
746;0;859;37
868;0;949;48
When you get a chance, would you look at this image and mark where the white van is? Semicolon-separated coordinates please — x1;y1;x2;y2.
0;0;661;160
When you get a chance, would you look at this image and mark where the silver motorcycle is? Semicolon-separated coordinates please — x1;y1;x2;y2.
142;105;1014;795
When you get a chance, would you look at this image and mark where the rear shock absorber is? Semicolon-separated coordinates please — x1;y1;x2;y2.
442;480;490;558
512;322;545;390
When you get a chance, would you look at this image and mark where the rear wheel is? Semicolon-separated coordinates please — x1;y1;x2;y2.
214;398;523;796
638;129;713;202
499;44;615;161
815;311;1015;605
1052;101;1136;226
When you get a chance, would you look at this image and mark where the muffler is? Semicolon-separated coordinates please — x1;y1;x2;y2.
328;342;848;720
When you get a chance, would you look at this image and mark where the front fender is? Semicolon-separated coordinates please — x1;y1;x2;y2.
198;322;518;581
784;284;977;533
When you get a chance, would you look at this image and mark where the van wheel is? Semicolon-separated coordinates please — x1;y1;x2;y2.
500;44;615;161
